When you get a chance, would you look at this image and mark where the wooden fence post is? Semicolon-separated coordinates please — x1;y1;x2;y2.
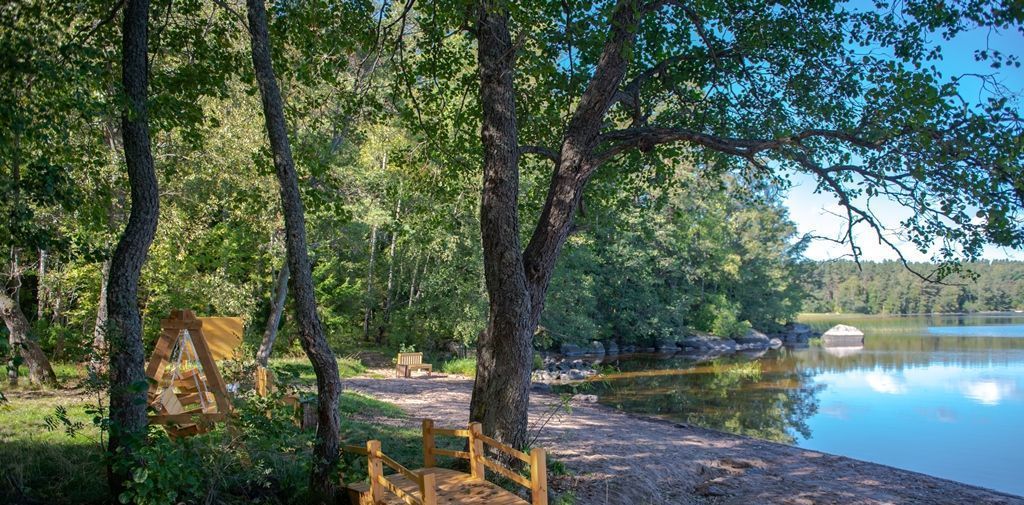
468;422;485;480
530;447;548;505
367;440;384;502
421;472;437;505
422;419;436;467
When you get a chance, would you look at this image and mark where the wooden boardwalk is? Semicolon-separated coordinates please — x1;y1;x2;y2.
344;420;546;505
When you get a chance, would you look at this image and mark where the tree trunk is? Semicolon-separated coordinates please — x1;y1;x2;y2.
1;287;57;386
257;262;289;367
106;0;159;494
363;224;378;341
468;0;643;450
468;0;534;453
90;259;111;372
246;0;342;499
37;249;47;320
408;254;420;309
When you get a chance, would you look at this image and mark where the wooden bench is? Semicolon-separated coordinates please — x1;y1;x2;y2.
343;419;547;505
395;352;433;378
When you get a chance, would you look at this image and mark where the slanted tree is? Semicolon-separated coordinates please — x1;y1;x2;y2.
245;0;343;498
105;0;159;493
426;0;1024;448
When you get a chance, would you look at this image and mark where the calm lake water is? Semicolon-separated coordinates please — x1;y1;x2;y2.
567;314;1024;496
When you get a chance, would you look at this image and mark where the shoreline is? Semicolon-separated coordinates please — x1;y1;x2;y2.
346;370;1024;505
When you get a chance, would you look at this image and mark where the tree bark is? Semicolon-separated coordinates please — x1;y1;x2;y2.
1;287;56;386
468;0;534;452
246;0;343;499
36;249;47;320
106;0;159;494
468;0;643;449
90;259;111;372
363;223;378;341
257;262;289;367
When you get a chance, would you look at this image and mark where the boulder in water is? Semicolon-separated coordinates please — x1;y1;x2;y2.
822;324;865;346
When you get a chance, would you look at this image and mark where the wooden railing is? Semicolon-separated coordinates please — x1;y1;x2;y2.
342;441;437;505
422;419;548;505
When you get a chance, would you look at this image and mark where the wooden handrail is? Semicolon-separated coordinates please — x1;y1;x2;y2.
342;444;369;456
482;457;531;487
477;432;531;464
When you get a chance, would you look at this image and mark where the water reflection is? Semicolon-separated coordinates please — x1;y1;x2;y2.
563;314;1024;496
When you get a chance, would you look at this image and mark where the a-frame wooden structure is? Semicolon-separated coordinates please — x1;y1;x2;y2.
146;309;233;437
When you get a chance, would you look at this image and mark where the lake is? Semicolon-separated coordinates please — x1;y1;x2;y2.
566;314;1024;496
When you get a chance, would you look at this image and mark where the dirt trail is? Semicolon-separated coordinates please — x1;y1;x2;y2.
345;372;1024;505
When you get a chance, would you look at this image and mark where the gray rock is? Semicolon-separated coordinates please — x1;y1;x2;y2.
735;328;770;347
568;369;586;381
777;322;813;343
531;382;553;393
560;343;584;356
822;324;865;346
768;338;783;349
606;341;619;355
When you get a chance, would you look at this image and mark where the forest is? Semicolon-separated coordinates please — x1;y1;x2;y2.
2;0;1022;503
803;260;1024;314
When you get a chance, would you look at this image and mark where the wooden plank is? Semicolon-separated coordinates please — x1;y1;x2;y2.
482;457;531;488
422;419;436;468
477;433;531;464
368;440;385;502
188;326;232;414
377;450;426;487
433;449;470;460
197;316;244;361
433;428;470;437
530;448;547;505
343;445;369;456
150;412;227;424
145;328;177;384
469;422;485;480
377;475;422;505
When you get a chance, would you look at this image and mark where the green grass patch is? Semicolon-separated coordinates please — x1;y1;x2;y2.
340;391;405;418
269;356;366;387
440;357;476;377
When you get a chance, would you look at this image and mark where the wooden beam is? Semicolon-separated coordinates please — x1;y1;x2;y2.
530;448;548;505
422;419;436;468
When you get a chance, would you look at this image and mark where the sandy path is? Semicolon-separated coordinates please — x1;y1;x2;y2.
345;372;1024;505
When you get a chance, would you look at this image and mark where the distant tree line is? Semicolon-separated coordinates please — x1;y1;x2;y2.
803;261;1024;314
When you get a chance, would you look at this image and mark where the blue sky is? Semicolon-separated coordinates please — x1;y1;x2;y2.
784;21;1024;262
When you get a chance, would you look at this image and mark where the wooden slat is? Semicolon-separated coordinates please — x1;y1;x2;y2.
343;445;369;456
377;475;423;505
377;450;426;487
530;448;547;505
188;326;232;414
433;449;470;460
477;433;531;463
150;412;227;424
482;457;531;488
433;428;470;437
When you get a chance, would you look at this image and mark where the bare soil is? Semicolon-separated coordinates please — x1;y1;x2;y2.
345;371;1024;505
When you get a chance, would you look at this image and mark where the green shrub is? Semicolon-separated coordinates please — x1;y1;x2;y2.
440;357;476;377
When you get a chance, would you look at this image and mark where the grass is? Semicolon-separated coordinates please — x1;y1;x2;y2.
269;356;366;387
440;357;477;377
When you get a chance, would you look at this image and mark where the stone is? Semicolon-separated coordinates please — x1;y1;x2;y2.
777;322;813;343
568;369;586;381
735;328;771;347
822;324;865;346
768;337;783;349
606;341;619;355
560;343;583;356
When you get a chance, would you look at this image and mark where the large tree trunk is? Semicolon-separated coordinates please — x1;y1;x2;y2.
257;262;289;367
246;0;342;499
106;0;159;494
1;286;57;386
90;259;111;372
468;1;534;452
362;223;378;341
468;0;642;450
